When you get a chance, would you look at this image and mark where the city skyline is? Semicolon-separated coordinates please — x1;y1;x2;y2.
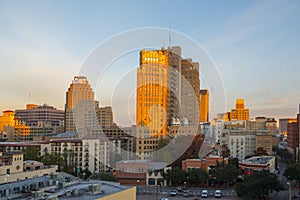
1;0;300;125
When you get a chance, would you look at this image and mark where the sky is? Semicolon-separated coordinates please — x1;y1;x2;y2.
0;0;300;126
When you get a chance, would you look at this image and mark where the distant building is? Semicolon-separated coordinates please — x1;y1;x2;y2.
239;156;276;175
200;89;209;122
220;124;273;160
0;151;57;184
287;121;299;159
181;58;200;125
0;110;31;141
216;113;229;122
95;101;113;128
229;99;249;121
65;76;95;132
279;118;297;136
15;104;65;140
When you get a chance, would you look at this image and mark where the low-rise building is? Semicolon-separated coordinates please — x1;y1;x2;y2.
0;172;136;200
182;156;228;173
115;160;168;186
238;156;276;175
0;151;57;184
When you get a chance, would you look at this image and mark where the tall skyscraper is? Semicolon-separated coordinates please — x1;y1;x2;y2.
229;99;249;121
65;76;94;132
137;47;181;137
199;89;209;122
181;59;200;126
136;47;201;159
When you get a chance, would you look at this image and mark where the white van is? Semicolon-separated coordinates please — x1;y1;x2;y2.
201;189;208;198
215;190;221;198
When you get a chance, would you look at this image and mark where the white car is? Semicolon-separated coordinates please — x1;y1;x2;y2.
201;190;208;198
170;190;178;196
215;190;221;198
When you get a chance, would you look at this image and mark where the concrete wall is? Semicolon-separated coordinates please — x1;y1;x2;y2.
0;165;58;184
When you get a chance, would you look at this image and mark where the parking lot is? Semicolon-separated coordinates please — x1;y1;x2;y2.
137;188;239;200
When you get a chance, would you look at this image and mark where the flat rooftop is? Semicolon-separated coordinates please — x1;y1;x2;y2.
240;156;274;165
0;172;135;200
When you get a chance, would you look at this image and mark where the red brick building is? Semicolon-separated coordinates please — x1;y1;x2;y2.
182;156;228;172
287;121;299;159
115;160;168;186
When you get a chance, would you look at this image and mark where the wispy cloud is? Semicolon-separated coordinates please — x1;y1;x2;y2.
206;0;299;49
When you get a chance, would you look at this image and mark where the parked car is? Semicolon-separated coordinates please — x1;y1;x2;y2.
176;187;183;192
201;190;208;198
170;190;178;196
215;190;221;198
183;192;190;197
161;198;169;200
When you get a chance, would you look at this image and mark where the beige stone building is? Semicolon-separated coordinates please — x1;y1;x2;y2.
0;151;57;184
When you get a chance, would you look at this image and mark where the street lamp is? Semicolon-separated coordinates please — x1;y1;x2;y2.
287;182;291;200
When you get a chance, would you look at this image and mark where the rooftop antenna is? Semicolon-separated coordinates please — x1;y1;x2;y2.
168;20;171;48
28;92;31;103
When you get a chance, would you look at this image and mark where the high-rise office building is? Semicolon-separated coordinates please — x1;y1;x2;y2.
137;47;181;136
229;99;249;121
200;89;209;122
136;47;183;158
65;76;94;132
136;47;201;159
95;101;113;128
181;59;200;126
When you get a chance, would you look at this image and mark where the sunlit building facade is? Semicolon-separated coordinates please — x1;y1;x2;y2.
229;99;249;121
0;110;31;141
136;47;182;158
199;89;209;122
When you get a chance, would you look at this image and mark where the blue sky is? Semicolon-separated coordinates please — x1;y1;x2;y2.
0;0;300;125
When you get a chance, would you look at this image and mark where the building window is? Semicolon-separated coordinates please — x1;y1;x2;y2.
148;178;155;185
157;178;164;186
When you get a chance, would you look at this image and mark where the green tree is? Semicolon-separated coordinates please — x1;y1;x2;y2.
41;153;65;172
62;149;76;174
162;167;187;186
187;168;208;186
98;173;118;181
235;170;283;200
79;168;92;179
220;144;230;158
284;162;300;187
209;160;240;186
23;146;40;161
